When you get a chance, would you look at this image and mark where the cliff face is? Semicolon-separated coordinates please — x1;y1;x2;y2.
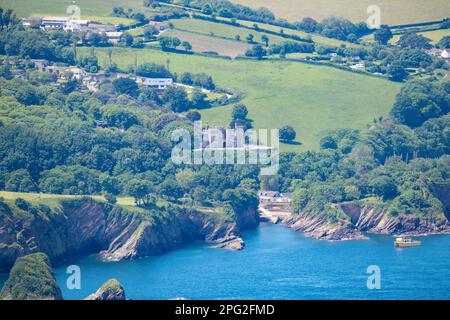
0;198;259;271
284;189;450;241
85;279;125;300
0;252;62;300
0;199;109;272
283;210;364;241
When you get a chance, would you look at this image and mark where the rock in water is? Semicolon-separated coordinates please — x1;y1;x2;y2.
213;236;245;250
0;252;62;300
85;279;126;300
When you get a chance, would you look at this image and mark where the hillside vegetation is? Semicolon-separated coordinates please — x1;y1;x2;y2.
0;253;62;300
85;46;400;151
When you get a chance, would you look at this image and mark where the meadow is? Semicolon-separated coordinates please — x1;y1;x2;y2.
0;0;143;17
81;46;400;151
171;17;292;45
392;29;450;44
163;29;252;57
232;0;450;25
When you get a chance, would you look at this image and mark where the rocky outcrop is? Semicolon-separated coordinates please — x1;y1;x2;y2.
0;198;259;272
85;279;125;300
283;210;365;241
0;252;62;300
283;197;450;241
213;236;245;250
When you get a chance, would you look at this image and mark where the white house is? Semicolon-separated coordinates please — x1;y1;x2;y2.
441;49;450;60
63;19;90;32
105;31;123;44
41;16;70;30
67;67;85;80
22;16;42;28
135;76;173;90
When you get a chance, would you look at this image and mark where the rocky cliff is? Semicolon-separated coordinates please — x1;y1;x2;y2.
0;252;62;300
85;279;125;300
283;185;450;241
0;197;259;272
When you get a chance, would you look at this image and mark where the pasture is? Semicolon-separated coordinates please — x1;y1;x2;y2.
163;29;252;57
232;0;450;25
81;47;400;151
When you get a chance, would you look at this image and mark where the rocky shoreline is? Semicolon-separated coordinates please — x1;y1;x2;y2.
279;196;450;241
0;197;259;272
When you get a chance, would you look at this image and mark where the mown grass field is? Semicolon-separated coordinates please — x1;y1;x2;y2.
81;46;400;151
0;191;159;212
363;28;450;45
0;0;142;17
163;29;252;57
232;0;450;25
171;17;291;45
392;29;450;44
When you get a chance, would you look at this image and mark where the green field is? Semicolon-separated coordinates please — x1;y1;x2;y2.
392;29;450;44
163;29;252;57
81;46;400;151
363;28;450;45
232;0;450;25
0;0;143;17
0;191;153;210
171;17;292;45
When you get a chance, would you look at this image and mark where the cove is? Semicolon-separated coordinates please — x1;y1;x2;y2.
6;223;450;299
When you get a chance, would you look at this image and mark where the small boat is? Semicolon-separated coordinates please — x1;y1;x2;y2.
394;237;422;248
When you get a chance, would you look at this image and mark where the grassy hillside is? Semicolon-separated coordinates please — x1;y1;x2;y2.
163;29;252;57
0;191;136;208
0;0;142;17
81;47;400;151
232;0;450;25
392;29;450;44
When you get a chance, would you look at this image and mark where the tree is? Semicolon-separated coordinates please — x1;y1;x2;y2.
5;169;38;192
245;44;266;60
298;17;318;33
163;86;190;112
320;135;338;149
246;34;254;43
126;179;154;206
143;25;159;41
279;125;296;142
191;89;209;109
202;4;213;15
387;63;408;82
232;104;248;120
78;54;99;73
181;41;192;51
390;80;449;127
261;35;269;47
370;176;398;200
374;25;393;45
397;32;432;49
186;109;201;122
159;36;181;51
102;106;139;129
437;36;450;49
136;63;172;78
104;193;117;204
118;33;134;47
112;78;139;97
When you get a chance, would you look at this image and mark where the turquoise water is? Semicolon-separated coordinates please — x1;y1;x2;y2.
2;223;450;299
